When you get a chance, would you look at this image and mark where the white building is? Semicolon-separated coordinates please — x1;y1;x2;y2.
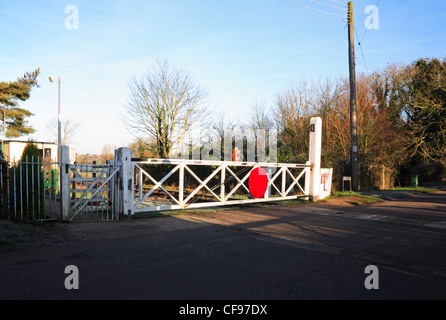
1;140;58;162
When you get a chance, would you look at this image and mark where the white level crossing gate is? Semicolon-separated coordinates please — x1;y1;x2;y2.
131;159;312;214
120;117;325;218
60;117;327;221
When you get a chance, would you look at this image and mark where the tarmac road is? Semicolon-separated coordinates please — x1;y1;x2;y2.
0;186;445;301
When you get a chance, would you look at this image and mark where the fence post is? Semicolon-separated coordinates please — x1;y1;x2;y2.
115;147;134;217
60;146;71;221
179;163;184;207
221;165;226;203
264;168;272;199
304;161;311;201
308;117;322;201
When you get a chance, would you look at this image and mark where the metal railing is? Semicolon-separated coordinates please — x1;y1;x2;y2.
0;156;59;221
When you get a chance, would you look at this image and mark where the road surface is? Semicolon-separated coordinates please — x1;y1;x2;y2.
0;186;445;301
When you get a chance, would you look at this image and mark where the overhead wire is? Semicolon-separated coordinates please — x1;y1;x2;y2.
282;0;346;21
326;0;347;5
355;27;370;74
287;0;347;19
307;0;347;11
282;0;371;74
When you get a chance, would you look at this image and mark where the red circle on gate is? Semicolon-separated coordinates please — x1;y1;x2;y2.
249;167;269;199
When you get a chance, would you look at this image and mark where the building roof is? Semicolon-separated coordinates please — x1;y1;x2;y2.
0;140;57;146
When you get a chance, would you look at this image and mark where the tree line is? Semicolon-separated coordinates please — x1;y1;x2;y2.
124;58;446;190
2;58;445;191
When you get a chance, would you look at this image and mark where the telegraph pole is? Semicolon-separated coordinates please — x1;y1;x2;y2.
347;1;359;191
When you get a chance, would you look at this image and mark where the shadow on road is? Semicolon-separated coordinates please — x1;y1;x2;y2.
0;186;445;300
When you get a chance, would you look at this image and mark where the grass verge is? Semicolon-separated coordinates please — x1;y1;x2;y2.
387;186;438;193
330;191;384;206
133;206;235;219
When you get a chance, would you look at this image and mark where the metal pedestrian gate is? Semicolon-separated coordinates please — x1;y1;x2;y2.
60;154;120;221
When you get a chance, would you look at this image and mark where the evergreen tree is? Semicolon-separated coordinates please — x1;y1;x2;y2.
16;141;45;220
0;69;41;138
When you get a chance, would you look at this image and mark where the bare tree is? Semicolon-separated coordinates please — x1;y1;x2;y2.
46;117;81;145
123;60;211;159
208;112;237;145
200;112;238;161
100;144;116;161
272;81;315;160
248;99;273;134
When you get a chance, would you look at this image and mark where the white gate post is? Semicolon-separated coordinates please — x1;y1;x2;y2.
308;117;322;201
60;145;71;221
264;168;272;199
115;147;134;217
304;161;311;201
179;163;184;207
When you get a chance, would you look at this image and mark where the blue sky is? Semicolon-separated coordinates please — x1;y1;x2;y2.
1;0;446;154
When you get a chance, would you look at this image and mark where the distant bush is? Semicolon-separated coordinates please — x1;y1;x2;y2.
410;161;446;183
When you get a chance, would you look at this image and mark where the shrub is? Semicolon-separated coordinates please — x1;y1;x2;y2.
410;161;446;183
0;152;10;219
14;142;45;220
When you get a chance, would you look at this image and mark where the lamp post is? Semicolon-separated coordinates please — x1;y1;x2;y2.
49;76;61;166
49;76;62;207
